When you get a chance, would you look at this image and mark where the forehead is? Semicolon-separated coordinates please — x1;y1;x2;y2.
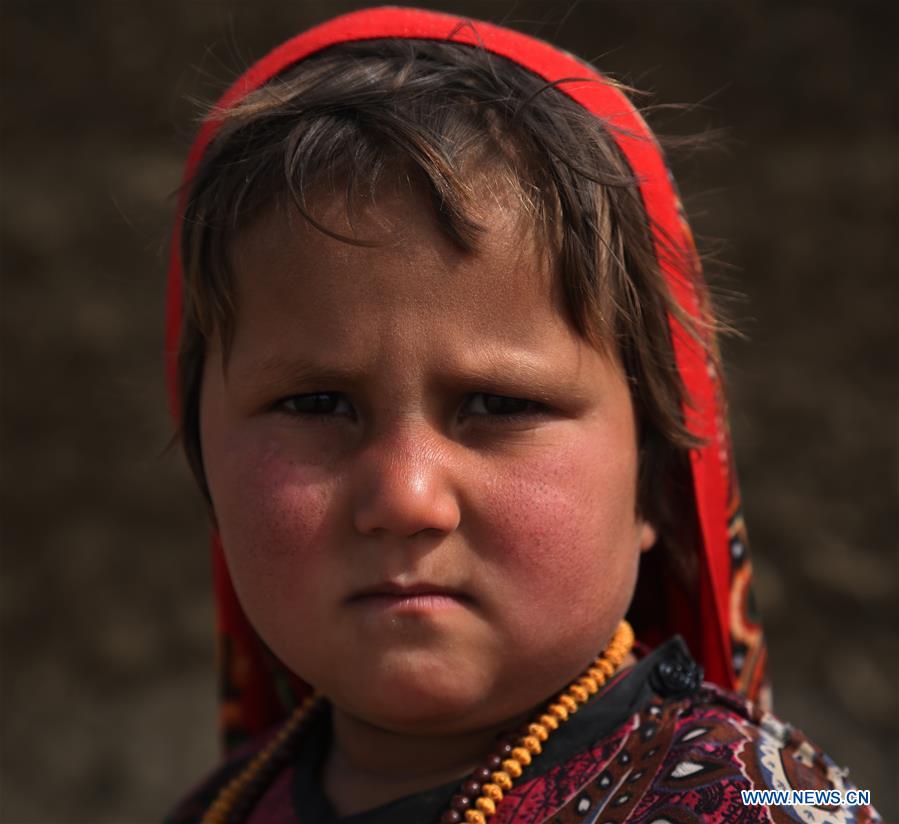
227;179;574;357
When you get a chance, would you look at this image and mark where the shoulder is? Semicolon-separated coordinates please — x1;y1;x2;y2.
536;664;881;823
630;682;882;823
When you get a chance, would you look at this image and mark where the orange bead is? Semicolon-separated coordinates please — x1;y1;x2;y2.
579;676;599;694
522;735;542;754
596;658;615;676
511;746;532;765
558;694;578;713
466;810;487;824
502;758;523;778
528;722;549;741
587;667;606;683
202;801;228;824
476;797;496;816
491;771;513;791
569;684;588;703
539;713;559;731
548;703;569;721
482;783;504;802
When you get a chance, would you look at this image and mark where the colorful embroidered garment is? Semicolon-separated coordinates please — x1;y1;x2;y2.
167;639;879;823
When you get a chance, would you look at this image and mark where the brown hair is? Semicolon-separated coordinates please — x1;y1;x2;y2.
177;38;712;566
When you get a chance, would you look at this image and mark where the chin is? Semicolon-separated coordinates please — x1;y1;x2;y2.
333;653;493;733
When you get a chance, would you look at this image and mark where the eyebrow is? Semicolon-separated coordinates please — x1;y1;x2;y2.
228;347;593;403
226;353;365;389
449;350;590;403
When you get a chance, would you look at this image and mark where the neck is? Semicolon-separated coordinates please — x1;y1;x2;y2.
322;706;531;816
321;650;638;816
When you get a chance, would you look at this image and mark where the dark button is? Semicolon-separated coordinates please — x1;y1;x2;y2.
650;651;703;698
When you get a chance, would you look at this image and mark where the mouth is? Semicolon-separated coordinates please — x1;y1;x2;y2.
347;581;474;612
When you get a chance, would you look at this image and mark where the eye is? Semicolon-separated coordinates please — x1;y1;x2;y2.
465;393;547;418
278;392;354;418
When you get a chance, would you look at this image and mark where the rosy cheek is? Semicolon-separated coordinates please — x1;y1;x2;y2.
475;438;637;591
213;430;334;580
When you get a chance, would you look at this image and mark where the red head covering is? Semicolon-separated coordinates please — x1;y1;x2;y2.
165;6;768;751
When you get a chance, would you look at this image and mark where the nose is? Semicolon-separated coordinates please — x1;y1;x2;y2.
351;424;461;539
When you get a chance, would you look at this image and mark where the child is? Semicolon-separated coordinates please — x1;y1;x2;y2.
164;8;880;823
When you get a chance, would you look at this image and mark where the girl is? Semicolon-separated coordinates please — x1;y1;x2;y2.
164;8;879;823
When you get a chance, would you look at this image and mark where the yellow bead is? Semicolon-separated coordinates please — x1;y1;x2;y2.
528;722;549;741
511;746;532;765
476;797;496;816
491;771;513;790
522;735;542;754
466;811;487;824
483;783;504;802
539;713;559;731
579;676;599;694
256;746;276;763
558;694;578;713
502;758;523;778
569;684;588;703
587;667;606;683
548;703;569;721
596;658;615;676
202;800;228;824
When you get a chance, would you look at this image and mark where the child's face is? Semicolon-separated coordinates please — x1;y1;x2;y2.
199;182;656;735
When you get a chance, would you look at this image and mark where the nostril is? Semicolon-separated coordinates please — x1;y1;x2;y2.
351;471;461;538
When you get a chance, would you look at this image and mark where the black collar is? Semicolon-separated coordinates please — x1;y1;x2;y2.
292;636;700;823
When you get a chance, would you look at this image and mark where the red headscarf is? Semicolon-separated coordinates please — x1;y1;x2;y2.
165;6;769;751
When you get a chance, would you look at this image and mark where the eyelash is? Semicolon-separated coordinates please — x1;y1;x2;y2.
279;392;354;418
276;392;548;421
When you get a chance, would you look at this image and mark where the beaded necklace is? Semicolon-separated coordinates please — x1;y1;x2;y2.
202;620;634;824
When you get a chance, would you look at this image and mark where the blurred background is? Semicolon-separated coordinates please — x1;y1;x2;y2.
1;0;896;821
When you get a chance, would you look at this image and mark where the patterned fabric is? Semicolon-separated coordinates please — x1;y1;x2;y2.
544;692;876;824
167;640;879;823
166;5;772;753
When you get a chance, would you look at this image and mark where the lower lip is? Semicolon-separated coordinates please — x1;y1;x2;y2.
350;593;468;612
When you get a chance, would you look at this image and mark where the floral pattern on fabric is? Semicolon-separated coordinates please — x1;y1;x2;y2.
525;687;877;824
167;681;880;823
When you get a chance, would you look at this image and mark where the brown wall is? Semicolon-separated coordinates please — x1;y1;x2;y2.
1;1;896;820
